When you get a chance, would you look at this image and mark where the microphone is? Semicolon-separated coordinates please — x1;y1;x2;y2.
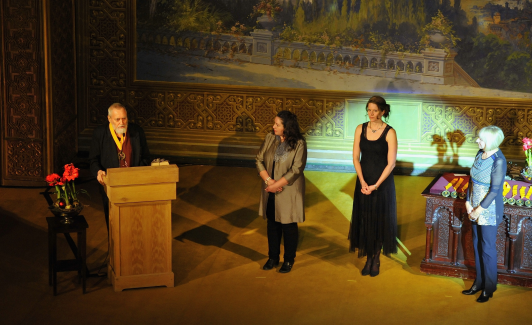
123;133;125;139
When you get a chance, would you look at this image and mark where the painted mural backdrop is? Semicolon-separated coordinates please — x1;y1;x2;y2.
137;0;532;97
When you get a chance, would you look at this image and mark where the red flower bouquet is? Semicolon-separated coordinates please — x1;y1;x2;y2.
46;163;85;209
521;138;532;183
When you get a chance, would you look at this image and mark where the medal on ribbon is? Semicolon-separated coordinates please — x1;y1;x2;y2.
455;178;464;191
445;178;458;191
512;185;518;198
503;182;511;197
526;186;532;200
109;123;126;161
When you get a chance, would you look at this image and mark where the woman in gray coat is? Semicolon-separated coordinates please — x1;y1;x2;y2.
256;110;307;273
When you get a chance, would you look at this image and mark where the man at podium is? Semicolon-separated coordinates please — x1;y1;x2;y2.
89;103;150;230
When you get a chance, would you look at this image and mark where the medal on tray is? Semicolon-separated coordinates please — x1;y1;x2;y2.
442;178;458;197
517;186;526;206
459;181;468;199
453;178;464;199
524;186;532;208
503;182;511;204
508;185;519;205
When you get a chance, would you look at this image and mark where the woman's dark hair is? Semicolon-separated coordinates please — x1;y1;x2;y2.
274;110;305;150
366;96;391;120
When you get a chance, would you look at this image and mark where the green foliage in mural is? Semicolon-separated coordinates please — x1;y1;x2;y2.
457;33;532;93
136;0;532;94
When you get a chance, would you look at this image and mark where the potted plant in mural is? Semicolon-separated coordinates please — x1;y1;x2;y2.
252;0;282;31
46;163;88;224
521;138;532;183
421;10;460;53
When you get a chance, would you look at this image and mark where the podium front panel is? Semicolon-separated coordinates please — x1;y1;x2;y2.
119;201;172;276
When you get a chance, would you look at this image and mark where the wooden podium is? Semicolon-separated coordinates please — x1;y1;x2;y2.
103;165;178;292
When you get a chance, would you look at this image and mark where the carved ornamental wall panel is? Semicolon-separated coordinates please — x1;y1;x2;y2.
49;0;77;172
0;0;78;185
0;0;46;185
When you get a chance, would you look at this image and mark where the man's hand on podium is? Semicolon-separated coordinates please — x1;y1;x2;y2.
97;170;106;185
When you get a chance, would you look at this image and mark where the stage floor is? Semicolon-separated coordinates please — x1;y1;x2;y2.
1;165;531;324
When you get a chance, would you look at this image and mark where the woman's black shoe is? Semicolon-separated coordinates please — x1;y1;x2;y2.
279;261;293;273
462;284;483;295
361;258;371;276
369;251;380;277
262;259;279;270
476;291;493;303
370;263;380;277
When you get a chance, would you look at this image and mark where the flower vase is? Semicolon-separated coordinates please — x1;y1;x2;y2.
521;166;532;184
49;202;83;224
257;14;276;31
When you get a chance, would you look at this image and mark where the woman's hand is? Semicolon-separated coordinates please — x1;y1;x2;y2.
469;206;485;221
265;183;283;193
265;178;282;192
266;179;283;193
361;183;377;195
360;181;369;194
465;201;473;214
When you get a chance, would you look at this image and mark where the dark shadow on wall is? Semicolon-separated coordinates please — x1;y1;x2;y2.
215;116;264;168
375;79;415;94
395;160;415;176
418;130;468;177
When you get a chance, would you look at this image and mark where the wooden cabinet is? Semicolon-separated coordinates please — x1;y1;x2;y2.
421;176;532;288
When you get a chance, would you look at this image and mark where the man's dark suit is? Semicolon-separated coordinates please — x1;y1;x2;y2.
89;123;150;229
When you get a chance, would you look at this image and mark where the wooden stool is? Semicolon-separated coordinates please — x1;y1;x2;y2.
47;215;88;295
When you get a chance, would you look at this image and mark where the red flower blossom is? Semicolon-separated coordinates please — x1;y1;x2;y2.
45;173;61;186
63;163;79;181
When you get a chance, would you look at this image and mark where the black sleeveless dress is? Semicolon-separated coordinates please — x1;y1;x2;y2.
349;122;398;257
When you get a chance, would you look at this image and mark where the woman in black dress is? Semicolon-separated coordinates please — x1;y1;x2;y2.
349;96;398;277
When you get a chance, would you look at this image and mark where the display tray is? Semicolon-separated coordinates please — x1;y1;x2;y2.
429;173;532;205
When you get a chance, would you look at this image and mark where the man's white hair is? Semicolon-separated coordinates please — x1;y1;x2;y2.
108;103;127;116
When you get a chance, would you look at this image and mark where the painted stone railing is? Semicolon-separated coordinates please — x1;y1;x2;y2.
137;28;475;86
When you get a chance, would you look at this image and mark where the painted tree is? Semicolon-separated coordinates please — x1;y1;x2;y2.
294;1;306;30
150;0;159;21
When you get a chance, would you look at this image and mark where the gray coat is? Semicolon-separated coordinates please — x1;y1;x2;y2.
256;133;307;223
